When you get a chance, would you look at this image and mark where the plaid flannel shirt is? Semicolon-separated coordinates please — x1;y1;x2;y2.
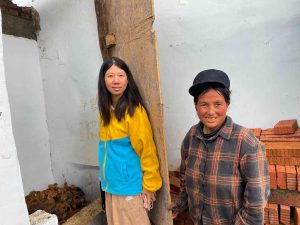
174;116;270;225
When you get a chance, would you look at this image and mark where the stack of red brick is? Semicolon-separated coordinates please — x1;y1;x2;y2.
264;204;300;225
169;119;300;225
253;119;300;225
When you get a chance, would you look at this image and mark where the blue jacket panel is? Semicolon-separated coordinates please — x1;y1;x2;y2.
98;136;143;195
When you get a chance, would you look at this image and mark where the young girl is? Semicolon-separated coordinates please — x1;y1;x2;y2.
98;57;162;225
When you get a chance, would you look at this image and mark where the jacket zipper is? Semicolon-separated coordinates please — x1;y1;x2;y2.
102;134;108;191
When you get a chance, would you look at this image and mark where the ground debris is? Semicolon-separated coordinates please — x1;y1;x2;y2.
25;182;88;224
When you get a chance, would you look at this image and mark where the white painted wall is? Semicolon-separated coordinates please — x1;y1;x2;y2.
154;0;300;169
3;35;54;194
0;12;30;225
12;0;102;200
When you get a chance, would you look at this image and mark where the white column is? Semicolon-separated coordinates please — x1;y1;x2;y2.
0;11;30;225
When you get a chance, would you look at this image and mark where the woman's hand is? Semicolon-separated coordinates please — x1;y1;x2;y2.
168;202;180;219
141;189;156;211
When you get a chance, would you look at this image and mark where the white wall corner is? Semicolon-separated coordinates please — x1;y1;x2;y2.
0;10;30;225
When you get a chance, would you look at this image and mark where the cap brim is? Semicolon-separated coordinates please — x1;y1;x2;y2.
188;82;225;96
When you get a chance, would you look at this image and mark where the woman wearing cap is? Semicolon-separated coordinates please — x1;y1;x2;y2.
171;69;270;225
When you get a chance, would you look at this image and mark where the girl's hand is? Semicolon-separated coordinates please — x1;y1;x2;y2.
141;189;156;211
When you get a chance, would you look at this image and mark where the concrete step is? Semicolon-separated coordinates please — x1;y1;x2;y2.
63;198;107;225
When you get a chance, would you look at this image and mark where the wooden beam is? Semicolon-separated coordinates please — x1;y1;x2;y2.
94;1;172;224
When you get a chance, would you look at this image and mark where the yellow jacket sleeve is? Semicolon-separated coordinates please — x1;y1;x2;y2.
127;106;162;192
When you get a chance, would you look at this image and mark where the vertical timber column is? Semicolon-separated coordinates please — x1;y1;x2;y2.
0;11;30;225
94;1;173;224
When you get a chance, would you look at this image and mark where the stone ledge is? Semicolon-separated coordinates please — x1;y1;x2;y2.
63;198;107;225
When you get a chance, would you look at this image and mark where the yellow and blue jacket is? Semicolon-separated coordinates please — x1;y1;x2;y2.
98;105;162;195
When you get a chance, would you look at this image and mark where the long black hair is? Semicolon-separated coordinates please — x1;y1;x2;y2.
98;57;146;126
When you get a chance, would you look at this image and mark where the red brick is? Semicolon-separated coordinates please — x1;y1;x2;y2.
276;165;287;190
268;165;277;190
174;211;191;225
21;7;32;14
268;128;300;135
250;128;262;139
170;192;179;204
8;8;19;16
266;156;300;166
20;12;31;20
293;207;300;225
296;166;300;192
169;168;180;178
261;128;275;135
0;2;8;7
269;189;300;207
268;203;279;224
286;166;297;191
266;149;300;158
274;119;298;135
185;216;193;225
260;136;300;142
263;141;300;150
169;175;180;193
264;204;269;224
279;205;290;225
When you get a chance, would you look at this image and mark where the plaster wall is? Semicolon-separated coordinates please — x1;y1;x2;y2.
13;0;102;200
3;34;54;194
0;12;30;225
154;0;300;169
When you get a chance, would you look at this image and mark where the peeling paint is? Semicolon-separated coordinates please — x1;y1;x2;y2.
81;96;98;112
80;120;98;141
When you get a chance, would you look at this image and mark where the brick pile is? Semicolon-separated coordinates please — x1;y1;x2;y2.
253;119;300;189
258;119;300;166
253;119;300;225
169;119;300;225
280;205;291;225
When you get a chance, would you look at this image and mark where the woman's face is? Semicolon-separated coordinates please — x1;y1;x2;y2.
104;64;128;104
195;89;229;134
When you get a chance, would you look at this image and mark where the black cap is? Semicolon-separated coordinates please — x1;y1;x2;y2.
188;69;230;96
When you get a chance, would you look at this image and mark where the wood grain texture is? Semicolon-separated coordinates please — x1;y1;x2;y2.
94;1;172;224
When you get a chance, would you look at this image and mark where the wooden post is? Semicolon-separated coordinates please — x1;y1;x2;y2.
94;1;173;225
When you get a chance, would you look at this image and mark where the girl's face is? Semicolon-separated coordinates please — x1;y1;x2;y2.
195;89;228;134
104;64;128;105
